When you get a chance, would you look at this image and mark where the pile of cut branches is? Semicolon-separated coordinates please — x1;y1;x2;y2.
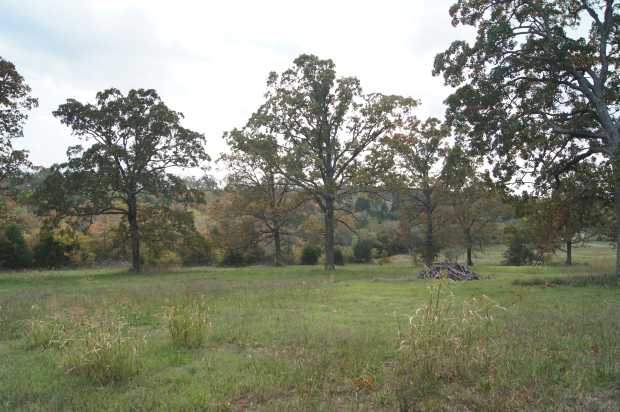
418;261;480;281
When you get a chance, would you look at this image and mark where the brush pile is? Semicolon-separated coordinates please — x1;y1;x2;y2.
417;261;480;281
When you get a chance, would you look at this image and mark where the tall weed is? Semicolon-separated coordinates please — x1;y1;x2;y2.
393;280;503;410
166;298;208;349
63;315;143;385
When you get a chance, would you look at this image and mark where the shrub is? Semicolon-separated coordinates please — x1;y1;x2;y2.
378;251;391;265
300;244;321;265
503;225;535;266
63;316;142;385
376;230;409;256
33;232;73;269
353;239;375;263
179;233;214;266
0;224;32;269
143;249;182;271
166;299;208;349
221;248;246;267
334;247;345;266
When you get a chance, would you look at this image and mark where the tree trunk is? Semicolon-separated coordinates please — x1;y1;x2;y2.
465;228;473;266
127;195;141;273
565;240;572;266
324;196;335;271
273;228;282;266
615;172;620;279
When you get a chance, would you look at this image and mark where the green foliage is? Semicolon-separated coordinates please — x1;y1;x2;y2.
353;238;375;263
354;197;371;212
300;244;321;265
503;224;536;266
334;247;345;266
244;54;416;270
166;299;208;349
370;117;449;266
142;249;182;270
375;230;409;256
0;57;37;186
179;232;214;267
434;0;620;276
433;1;619;184
220;249;247;267
33;232;73;269
0;224;32;269
63;316;142;385
222;123;304;266
36;88;208;272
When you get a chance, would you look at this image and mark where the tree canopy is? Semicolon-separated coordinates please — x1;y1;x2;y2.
0;57;38;186
433;0;620;276
237;54;417;270
221;126;305;266
372;117;450;266
36;88;208;272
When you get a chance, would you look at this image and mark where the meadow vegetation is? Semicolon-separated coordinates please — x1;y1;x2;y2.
1;243;618;411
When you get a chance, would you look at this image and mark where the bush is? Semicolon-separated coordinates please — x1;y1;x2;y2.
503;225;535;266
221;248;247;267
179;233;214;266
63;316;142;385
353;239;375;263
0;224;32;269
300;244;322;265
166;299;208;349
334;247;345;266
143;249;182;271
376;230;409;256
33;232;73;269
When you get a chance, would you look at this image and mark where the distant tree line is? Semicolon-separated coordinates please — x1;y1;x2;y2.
0;1;618;274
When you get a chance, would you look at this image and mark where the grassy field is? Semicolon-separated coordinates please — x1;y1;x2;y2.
1;243;619;411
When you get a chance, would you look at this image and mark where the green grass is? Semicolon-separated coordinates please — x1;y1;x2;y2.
1;242;619;410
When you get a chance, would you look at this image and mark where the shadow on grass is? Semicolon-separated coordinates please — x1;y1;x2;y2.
0;267;210;288
513;273;620;288
0;264;424;290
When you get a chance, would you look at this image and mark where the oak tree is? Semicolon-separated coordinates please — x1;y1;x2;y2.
221;128;305;266
434;0;620;276
243;55;416;270
375;117;450;266
442;145;506;266
36;88;208;272
0;57;38;187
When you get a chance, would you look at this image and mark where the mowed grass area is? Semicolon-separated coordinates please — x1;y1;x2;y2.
1;243;619;411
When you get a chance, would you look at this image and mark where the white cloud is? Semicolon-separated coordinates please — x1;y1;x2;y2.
1;0;474;174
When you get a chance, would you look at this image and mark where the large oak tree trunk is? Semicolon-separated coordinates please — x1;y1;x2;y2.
273;228;282;266
615;173;620;279
127;195;141;273
565;240;572;266
324;196;336;271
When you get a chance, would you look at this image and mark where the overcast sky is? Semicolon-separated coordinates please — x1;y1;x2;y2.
1;0;474;175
